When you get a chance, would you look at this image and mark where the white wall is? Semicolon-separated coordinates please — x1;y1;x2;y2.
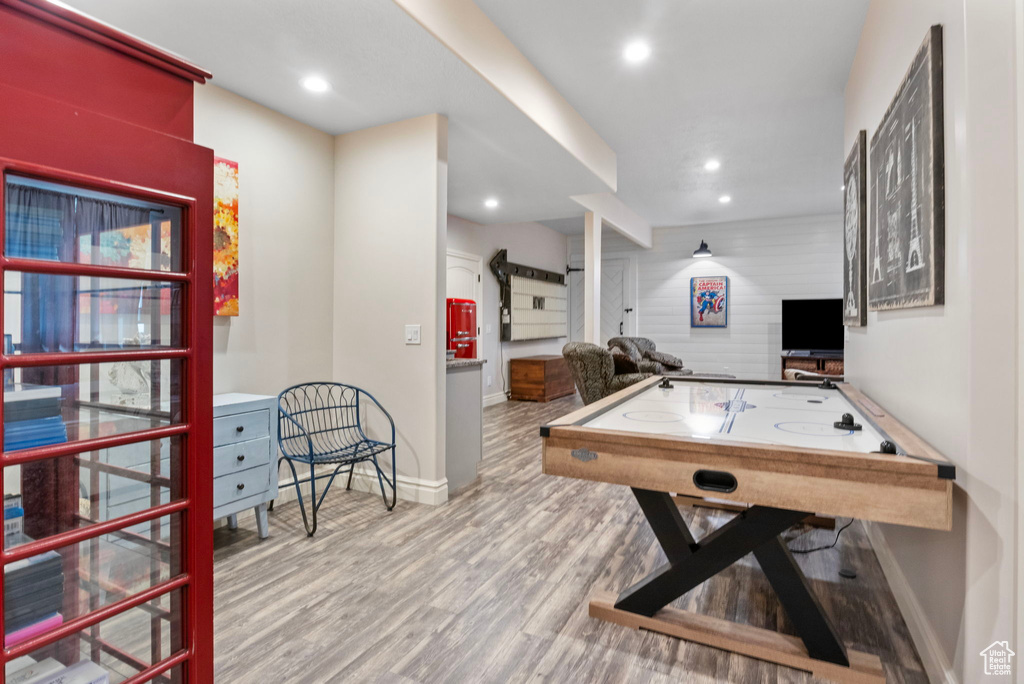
334;115;448;504
569;215;843;379
447;215;569;403
193;85;336;396
845;3;1018;681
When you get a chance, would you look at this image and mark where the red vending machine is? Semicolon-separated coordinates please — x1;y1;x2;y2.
446;298;477;358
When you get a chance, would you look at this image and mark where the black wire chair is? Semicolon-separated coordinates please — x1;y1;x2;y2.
273;382;397;536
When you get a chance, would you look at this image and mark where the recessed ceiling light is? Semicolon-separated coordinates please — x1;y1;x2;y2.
718;195;732;204
704;159;721;171
623;40;651;64
484;197;499;209
841;185;846;191
301;75;331;93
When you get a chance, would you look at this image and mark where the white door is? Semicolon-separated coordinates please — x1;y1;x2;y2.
447;252;480;303
569;257;634;345
446;250;483;357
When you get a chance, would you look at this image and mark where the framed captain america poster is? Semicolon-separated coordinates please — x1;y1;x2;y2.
691;276;728;328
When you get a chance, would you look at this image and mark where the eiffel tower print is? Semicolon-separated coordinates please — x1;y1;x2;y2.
905;120;925;273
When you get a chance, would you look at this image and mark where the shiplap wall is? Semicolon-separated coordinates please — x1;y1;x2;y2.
569;214;843;379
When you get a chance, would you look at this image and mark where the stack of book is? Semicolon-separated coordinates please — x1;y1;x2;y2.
3;385;67;452
6;656;109;684
4;534;64;649
5;494;24;547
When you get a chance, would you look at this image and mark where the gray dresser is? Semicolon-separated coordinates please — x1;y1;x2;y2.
213;393;279;538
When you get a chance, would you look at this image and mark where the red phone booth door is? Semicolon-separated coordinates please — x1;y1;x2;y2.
0;3;214;682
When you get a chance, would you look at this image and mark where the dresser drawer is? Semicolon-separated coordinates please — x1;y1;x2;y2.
213;437;271;478
214;463;271;508
214;409;270;446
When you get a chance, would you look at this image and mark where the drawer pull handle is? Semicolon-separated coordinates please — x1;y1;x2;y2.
236;454;246;462
693;469;737;493
236;426;245;433
236;483;245;491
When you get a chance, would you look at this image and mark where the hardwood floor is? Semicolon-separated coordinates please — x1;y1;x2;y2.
212;395;928;683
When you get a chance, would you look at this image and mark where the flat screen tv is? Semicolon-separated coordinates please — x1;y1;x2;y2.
781;298;844;352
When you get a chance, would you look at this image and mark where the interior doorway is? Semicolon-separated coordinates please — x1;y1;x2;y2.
568;256;637;345
446;249;484;358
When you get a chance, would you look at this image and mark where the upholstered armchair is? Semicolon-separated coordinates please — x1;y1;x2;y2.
607;336;693;376
562;342;651;405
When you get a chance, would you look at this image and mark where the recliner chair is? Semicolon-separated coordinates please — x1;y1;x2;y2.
607;336;693;376
562;342;651;405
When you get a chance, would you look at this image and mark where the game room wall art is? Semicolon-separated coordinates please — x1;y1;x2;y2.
690;276;728;328
843;130;867;326
213;156;240;316
868;25;944;311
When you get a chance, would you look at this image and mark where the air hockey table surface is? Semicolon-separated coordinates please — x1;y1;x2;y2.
541;374;954;530
540;375;955;682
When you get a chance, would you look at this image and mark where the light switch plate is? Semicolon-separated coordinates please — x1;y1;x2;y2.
485;324;492;334
405;324;421;345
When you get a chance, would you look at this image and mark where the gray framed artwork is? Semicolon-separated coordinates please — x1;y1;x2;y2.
843;130;867;326
868;24;944;311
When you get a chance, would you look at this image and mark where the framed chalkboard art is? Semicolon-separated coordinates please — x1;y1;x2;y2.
868;25;944;311
844;130;867;326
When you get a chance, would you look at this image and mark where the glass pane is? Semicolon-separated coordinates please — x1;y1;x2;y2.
4;271;184;353
3;361;183;452
6;589;183;684
4;174;182;272
3;437;182;547
3;514;181;643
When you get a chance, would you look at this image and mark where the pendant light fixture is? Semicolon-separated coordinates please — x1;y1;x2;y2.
693;239;712;258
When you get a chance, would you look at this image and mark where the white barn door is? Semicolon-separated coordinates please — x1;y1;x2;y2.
569;257;634;345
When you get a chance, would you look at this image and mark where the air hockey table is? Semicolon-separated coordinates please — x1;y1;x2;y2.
540;375;954;683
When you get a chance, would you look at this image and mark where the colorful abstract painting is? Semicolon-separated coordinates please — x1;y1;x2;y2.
80;221;173;315
213;156;239;316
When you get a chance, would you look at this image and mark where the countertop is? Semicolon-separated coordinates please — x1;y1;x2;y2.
446;358;486;370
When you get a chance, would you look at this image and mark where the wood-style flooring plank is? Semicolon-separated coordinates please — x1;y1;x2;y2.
211;394;929;684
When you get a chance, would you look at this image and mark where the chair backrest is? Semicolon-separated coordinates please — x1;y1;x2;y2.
562;342;615;405
607;336;657;359
278;382;362;456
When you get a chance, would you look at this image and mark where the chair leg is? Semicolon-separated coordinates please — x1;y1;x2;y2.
346;465;355;491
280;458;317;536
372;451;397;511
307;463;318;537
268;456;284;512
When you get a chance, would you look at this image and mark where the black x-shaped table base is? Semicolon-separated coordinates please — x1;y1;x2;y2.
615;488;849;667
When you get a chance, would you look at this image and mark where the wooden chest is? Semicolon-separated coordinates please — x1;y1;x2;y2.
510;355;575;402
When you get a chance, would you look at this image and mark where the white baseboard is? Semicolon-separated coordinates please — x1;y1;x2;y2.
862;521;959;684
214;469;448;532
346;467;448;506
483;392;507;407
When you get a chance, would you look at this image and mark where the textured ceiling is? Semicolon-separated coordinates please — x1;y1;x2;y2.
59;0;608;224
474;0;869;232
